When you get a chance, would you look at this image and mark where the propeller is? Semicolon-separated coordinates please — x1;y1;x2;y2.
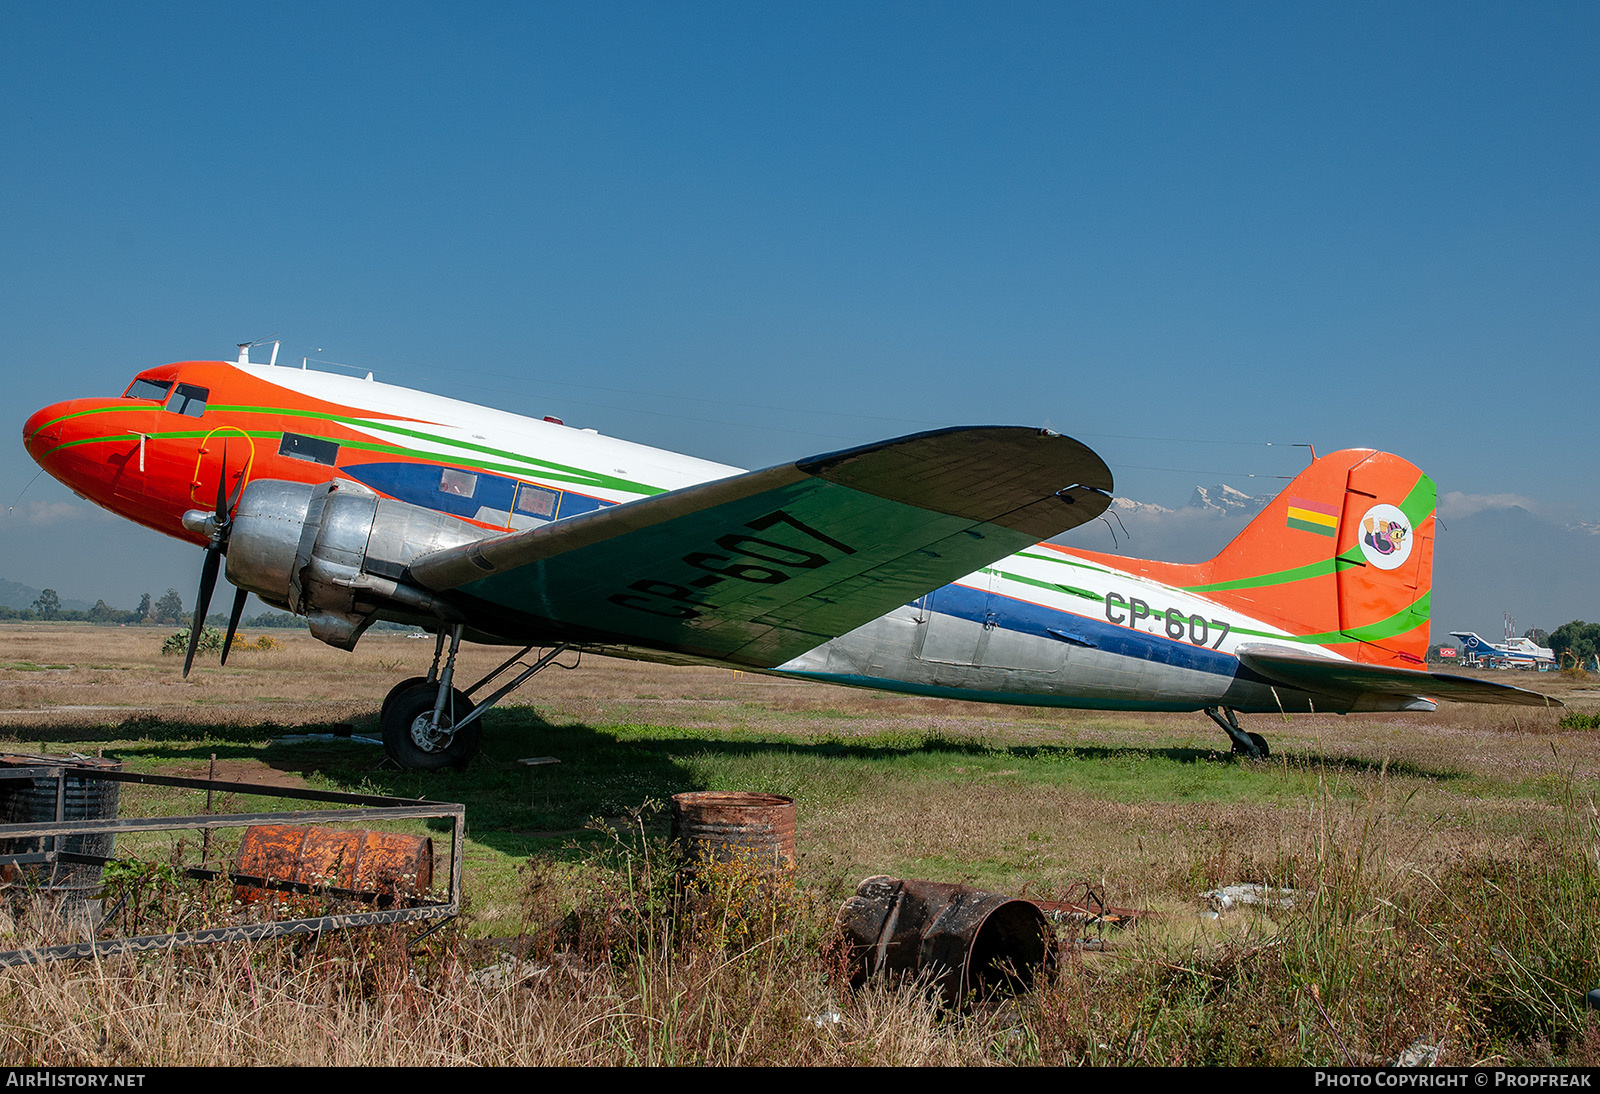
220;587;248;666
182;451;247;678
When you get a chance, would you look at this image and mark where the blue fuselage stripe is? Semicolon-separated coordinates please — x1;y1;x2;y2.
929;581;1239;677
343;461;612;522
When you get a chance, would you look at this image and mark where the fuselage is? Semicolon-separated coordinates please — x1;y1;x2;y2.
1448;631;1555;668
23;359;1417;717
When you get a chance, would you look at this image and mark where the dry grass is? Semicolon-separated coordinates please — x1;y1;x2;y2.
0;622;1597;1065
0;938;1015;1066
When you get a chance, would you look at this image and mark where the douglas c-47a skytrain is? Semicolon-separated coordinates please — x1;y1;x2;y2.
22;343;1556;770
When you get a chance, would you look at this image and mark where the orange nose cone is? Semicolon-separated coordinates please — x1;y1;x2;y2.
22;401;72;466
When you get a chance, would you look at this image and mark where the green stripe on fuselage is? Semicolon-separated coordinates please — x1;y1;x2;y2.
993;568;1104;603
28;403;161;435
37;414;667;497
207;403;664;495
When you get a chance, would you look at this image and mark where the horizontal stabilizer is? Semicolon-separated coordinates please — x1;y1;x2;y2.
1236;644;1562;708
408;427;1112;667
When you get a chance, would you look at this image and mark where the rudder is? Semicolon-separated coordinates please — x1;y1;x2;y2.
1188;449;1436;666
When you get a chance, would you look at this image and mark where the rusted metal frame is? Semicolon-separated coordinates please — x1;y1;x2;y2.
0;765;467;966
0;850;97;868
0;804;460;841
93;862;450;938
409;915;455;947
449;643;572;733
0;904;458;968
448;790;464;919
0;805;464;901
0;763;453;810
177;863;434;905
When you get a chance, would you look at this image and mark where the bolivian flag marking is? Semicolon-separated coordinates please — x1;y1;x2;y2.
1286;496;1338;537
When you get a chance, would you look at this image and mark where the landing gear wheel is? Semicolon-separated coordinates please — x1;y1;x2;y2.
380;676;429;725
1206;707;1269;760
1228;732;1270;759
381;682;480;771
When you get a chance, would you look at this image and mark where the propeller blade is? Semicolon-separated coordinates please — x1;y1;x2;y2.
220;586;248;667
214;449;229;520
182;546;222;679
224;462;247;517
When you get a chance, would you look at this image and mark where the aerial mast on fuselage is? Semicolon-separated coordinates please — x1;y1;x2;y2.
235;336;281;367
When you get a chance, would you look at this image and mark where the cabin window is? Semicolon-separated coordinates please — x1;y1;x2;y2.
514;483;559;519
439;468;478;498
166;383;209;418
124;378;173;402
278;433;340;466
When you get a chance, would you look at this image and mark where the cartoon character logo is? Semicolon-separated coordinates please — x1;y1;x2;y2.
1358;504;1414;571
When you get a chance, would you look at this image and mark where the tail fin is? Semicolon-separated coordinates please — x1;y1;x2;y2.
1187;449;1436;666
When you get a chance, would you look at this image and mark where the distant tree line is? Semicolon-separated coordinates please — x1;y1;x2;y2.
3;588;311;630
0;588;186;625
203;610;303;629
3;590;413;634
1550;621;1600;667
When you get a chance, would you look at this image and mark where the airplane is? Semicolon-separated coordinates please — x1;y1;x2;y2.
22;343;1558;770
1448;627;1556;670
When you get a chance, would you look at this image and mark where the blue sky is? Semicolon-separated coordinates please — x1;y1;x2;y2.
3;2;1595;628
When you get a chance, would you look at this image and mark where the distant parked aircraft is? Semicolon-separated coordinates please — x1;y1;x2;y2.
1449;629;1556;670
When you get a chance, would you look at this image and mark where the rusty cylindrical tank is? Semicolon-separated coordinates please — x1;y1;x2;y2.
670;791;795;874
836;875;1051;1004
234;825;433;906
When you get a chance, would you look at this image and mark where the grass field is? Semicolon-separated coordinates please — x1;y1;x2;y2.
1;622;1597;1066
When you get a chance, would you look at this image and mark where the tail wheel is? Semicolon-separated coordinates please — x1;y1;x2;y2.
1229;732;1271;759
381;681;480;771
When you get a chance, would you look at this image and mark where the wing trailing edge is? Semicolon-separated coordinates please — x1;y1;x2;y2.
1235;644;1563;709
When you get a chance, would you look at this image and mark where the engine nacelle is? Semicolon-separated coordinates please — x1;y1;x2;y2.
226;479;493;649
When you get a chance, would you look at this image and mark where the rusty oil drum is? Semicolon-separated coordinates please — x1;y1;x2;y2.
234;825;433;905
670;791;795;873
837;875;1051;1004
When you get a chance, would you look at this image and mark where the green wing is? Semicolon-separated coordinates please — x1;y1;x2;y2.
407;427;1111;667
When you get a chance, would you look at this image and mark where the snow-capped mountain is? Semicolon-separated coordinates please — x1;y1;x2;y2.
1187;483;1272;517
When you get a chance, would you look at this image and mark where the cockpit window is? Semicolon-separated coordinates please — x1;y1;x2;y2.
166;383;209;418
279;433;340;466
124;378;173;402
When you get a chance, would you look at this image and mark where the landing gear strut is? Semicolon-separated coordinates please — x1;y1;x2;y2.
1203;706;1270;760
378;624;575;771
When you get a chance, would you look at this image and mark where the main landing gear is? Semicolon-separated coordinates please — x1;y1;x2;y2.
1203;706;1270;760
378;625;574;771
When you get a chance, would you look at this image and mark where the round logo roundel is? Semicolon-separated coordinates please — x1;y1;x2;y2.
1358;503;1413;571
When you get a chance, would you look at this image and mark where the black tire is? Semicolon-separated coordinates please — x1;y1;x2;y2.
381;682;480;771
1247;732;1271;759
379;676;430;725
